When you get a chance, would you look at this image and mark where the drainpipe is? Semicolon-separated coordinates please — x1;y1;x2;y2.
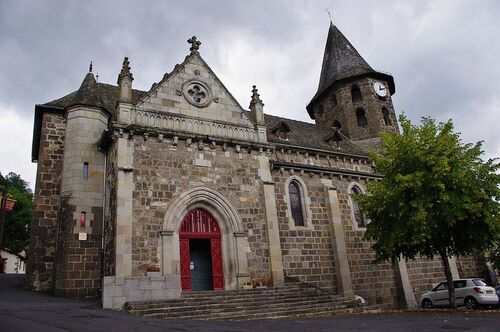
99;151;107;299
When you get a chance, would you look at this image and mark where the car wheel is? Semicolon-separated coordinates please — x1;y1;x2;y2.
464;296;479;310
422;299;433;309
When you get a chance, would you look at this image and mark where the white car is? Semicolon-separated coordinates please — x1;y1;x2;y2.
420;279;499;309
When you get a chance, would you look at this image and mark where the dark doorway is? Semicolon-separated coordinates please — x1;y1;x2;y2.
189;239;213;291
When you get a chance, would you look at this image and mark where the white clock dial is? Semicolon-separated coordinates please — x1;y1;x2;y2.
373;82;387;97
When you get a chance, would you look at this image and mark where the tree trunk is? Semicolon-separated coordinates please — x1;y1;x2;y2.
440;251;456;309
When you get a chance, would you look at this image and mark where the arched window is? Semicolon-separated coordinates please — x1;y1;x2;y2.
356;108;368;127
289;181;305;226
351;85;362;103
350;185;366;228
333;120;342;129
382;107;391;126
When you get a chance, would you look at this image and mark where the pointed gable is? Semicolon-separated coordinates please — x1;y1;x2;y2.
136;52;254;128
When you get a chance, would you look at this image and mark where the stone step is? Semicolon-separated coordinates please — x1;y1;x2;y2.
127;287;334;310
148;302;353;320
136;297;337;316
126;285;360;321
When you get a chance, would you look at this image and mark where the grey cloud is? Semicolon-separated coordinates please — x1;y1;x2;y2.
0;0;498;188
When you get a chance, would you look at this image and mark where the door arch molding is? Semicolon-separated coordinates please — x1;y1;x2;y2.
161;186;248;291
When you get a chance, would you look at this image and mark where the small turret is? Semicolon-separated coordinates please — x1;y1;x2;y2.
249;85;265;125
117;57;134;103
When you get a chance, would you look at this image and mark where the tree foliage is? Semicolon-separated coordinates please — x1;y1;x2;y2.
355;115;500;307
0;172;33;254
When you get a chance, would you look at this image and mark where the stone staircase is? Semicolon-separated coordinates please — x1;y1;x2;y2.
125;284;363;320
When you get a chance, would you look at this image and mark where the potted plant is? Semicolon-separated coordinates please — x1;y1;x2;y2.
146;263;161;277
0;192;16;212
242;280;253;290
253;278;267;289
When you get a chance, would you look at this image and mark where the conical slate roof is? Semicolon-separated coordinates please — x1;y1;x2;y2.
317;23;374;92
70;70;107;110
307;23;395;117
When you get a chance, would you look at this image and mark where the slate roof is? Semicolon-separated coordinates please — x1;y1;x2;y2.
264;113;369;156
45;75;146;118
306;23;395;117
37;78;371;158
317;23;374;93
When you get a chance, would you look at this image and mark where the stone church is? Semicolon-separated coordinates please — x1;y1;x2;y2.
28;23;483;310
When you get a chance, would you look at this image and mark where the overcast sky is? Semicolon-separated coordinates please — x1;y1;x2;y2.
0;0;499;190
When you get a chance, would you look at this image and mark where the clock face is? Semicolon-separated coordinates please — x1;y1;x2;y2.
373;82;387;97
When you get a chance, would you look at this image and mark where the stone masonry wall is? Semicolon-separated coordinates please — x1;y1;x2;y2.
336;178;399;306
55;107;108;297
269;147;400;305
457;255;486;279
54;204;103;297
131;136;269;280
27;111;66;291
313;78;398;141
406;258;445;302
104;141;118;276
273;171;339;292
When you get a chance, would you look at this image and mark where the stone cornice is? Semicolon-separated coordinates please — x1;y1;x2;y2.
270;160;383;180
109;122;275;154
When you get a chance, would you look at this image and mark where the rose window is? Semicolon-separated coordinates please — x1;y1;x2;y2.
188;85;206;103
183;80;212;108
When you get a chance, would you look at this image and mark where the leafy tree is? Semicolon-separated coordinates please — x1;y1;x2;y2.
0;172;33;255
355;115;500;308
486;236;500;272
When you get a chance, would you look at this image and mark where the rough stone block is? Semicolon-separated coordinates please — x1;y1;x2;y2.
113;296;126;309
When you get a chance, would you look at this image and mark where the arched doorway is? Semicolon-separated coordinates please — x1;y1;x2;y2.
179;208;224;292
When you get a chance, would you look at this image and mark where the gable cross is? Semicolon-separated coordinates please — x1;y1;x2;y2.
187;36;201;52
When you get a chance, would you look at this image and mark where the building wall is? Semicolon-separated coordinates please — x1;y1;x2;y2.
104;140;118;276
406;258;445;302
27;111;66;291
130;135;270;280
313;78;398;141
54;106;108;297
336;179;399;306
456;255;486;279
1;250;25;273
272;170;338;292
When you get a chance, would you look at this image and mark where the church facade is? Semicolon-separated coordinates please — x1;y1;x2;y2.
28;24;483;309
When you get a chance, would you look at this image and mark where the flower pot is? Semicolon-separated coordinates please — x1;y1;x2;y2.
3;198;16;212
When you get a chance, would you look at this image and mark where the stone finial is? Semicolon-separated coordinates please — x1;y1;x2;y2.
250;85;263;106
117;57;133;103
187;36;201;53
249;85;265;125
89;61;93;73
117;57;134;83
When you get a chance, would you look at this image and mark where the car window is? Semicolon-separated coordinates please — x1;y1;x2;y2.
472;279;486;287
433;282;447;291
453;280;466;288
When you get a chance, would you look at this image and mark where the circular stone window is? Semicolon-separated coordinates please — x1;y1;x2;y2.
182;79;212;108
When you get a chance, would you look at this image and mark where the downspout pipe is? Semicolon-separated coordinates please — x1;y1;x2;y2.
97;129;109;300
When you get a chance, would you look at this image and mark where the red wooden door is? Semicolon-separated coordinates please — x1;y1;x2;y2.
179;209;223;292
180;239;191;292
211;238;223;290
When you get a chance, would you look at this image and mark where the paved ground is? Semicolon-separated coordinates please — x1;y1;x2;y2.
1;274;499;332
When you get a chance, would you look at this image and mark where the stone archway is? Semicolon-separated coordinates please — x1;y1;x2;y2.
161;186;249;291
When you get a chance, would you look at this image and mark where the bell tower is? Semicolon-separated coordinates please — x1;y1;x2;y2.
307;22;399;141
